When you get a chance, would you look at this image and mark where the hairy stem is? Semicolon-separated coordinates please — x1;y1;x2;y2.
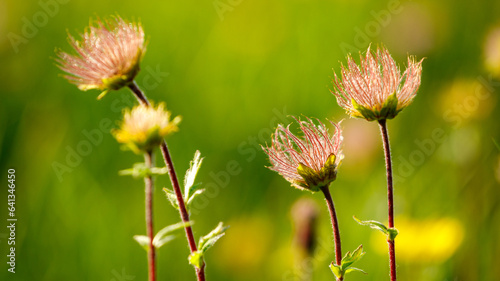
129;81;206;281
320;186;343;281
129;81;150;106
378;119;396;281
160;142;206;280
144;151;156;281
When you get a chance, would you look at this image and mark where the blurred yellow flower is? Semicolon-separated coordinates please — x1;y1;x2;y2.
213;217;272;276
437;78;497;128
113;103;181;154
370;216;464;263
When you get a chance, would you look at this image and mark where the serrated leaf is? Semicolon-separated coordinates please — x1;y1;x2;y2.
186;188;205;207
201;233;225;253
341;244;365;269
186;183;202;201
330;245;366;279
353;216;398;241
133;235;150;251
188;251;204;269
198;222;228;253
163;188;179;210
184;151;203;201
153;221;192;248
188;222;228;269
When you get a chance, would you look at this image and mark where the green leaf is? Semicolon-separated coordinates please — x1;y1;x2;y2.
119;163;149;178
154;235;175;249
150;167;168;175
133;235;150;251
345;267;367;275
188;222;228;269
188;251;204;269
163;188;179;210
153;221;192;248
201;233;225;253
353;216;398;241
119;163;168;178
329;245;366;279
199;222;229;253
353;216;389;234
186;188;205;207
341;244;365;269
184;150;204;201
329;263;342;279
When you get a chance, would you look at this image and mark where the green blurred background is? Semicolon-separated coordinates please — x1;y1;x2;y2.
1;0;500;280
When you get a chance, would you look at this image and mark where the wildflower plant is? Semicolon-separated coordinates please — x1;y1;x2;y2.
56;15;226;281
262;117;365;281
331;45;424;281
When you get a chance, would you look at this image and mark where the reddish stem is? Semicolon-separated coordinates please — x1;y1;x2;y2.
378;119;397;281
129;81;150;106
129;82;206;281
144;151;156;281
160;142;206;280
320;186;343;281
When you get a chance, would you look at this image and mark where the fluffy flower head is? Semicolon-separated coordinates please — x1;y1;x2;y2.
113;103;181;154
331;45;423;121
262;117;343;192
56;15;146;99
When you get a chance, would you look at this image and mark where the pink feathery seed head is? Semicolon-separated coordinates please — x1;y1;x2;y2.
331;45;423;121
262;117;343;192
55;15;146;99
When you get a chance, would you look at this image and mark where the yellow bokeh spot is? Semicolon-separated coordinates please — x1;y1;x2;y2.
213;216;273;274
437;79;497;126
370;216;464;263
